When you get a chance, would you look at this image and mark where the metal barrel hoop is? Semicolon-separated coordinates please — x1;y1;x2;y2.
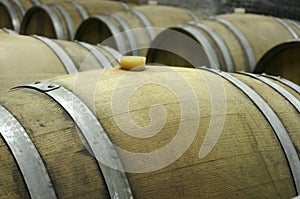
53;3;75;40
261;74;300;94
238;71;300;112
179;24;220;69
71;1;89;20
200;67;300;194
11;0;26;15
76;41;112;68
39;5;65;40
3;28;18;34
185;9;199;21
110;13;139;55
33;35;78;74
29;0;41;6
274;18;299;39
189;21;234;71
0;104;57;199
215;18;256;71
18;82;134;199
94;15;127;54
97;44;122;62
129;9;156;41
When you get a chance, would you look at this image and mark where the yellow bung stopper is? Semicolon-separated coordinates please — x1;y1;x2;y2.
148;1;158;6
120;56;146;71
234;8;245;14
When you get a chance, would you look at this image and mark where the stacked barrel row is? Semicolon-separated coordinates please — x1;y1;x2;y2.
1;0;298;84
0;0;132;32
0;0;299;198
0;1;205;92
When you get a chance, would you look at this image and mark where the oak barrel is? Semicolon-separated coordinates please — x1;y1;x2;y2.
255;40;300;85
146;13;300;72
74;5;203;55
20;0;130;40
0;65;299;198
0;33;120;93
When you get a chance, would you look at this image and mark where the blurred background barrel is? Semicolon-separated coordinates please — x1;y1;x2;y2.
20;0;130;40
255;40;300;85
115;0;300;21
146;13;300;72
114;0;224;15
0;33;120;93
222;0;300;21
74;4;203;55
0;65;299;198
0;0;83;32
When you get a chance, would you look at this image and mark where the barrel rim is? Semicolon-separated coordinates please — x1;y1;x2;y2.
146;26;211;67
0;0;20;31
75;16;113;40
254;39;300;73
75;16;121;49
20;5;63;39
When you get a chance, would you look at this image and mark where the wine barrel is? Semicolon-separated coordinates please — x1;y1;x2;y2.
0;65;299;198
146;13;300;72
74;5;203;55
0;33;121;93
0;0;81;32
20;0;130;40
255;40;300;85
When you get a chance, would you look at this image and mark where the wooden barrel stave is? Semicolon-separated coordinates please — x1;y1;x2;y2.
0;66;298;198
0;33;120;93
0;34;65;93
